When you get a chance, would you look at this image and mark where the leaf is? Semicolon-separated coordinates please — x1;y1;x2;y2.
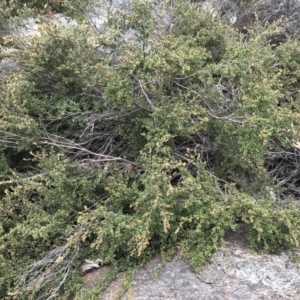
81;258;103;273
293;142;300;150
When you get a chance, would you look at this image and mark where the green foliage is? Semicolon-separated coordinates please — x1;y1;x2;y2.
1;0;300;298
7;0;63;14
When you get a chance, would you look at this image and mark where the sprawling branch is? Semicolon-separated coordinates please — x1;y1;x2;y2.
0;131;20;147
16;229;83;300
132;74;156;111
41;134;142;169
0;172;47;186
266;138;300;199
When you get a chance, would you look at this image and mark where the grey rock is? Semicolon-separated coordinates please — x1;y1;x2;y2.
0;58;17;73
82;226;300;300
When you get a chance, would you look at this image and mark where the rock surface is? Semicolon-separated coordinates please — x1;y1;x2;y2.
82;225;300;299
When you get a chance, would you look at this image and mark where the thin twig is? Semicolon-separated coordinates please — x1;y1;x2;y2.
132;74;156;110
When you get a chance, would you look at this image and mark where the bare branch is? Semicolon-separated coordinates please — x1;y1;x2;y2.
132;75;156;110
16;228;83;300
0;130;20;147
0;173;47;186
41;134;142;169
207;112;244;124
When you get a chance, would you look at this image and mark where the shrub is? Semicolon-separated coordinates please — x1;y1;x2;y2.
7;0;63;14
1;0;300;298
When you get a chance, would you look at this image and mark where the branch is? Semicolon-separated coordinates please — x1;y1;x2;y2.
41;134;142;169
16;229;82;300
0;130;20;147
0;173;47;186
173;80;205;99
207;112;244;124
132;75;156;110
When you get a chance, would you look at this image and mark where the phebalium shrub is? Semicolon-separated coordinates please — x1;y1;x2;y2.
1;0;300;299
7;0;63;14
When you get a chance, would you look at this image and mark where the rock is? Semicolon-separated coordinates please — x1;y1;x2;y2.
81;225;300;300
0;58;17;73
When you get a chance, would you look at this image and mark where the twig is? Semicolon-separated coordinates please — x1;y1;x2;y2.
132;75;156;110
41;134;142;168
0;173;47;186
207;112;244;124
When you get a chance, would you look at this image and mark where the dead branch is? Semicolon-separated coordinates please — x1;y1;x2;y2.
40;134;142;169
0;172;47;186
266;137;300;201
0;130;20;147
16;228;82;300
132;74;156;110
